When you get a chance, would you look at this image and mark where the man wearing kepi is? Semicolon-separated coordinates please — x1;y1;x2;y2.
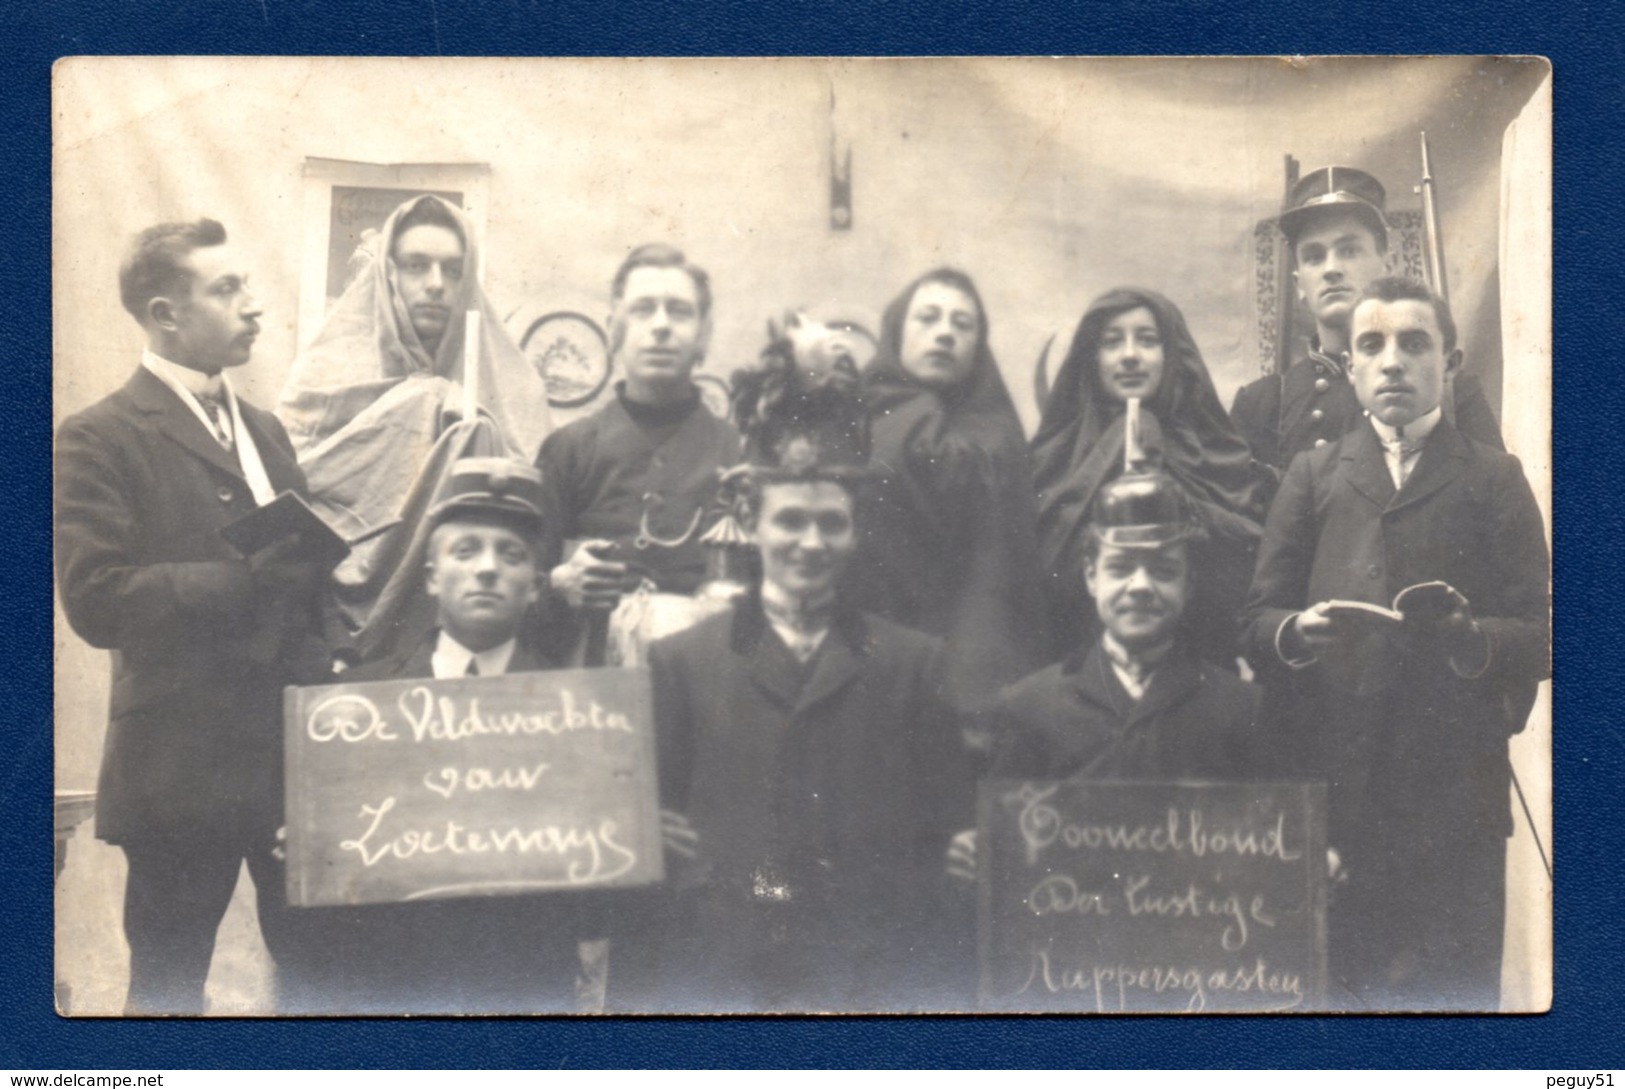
644;381;962;1011
537;244;741;620
280;458;588;1014
54;219;335;1013
1230;166;1501;486
1242;278;1550;1009
988;469;1262;783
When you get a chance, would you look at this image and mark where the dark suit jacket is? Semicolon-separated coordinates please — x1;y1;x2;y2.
646;601;965;1010
990;641;1262;782
1241;416;1549;872
55;367;332;844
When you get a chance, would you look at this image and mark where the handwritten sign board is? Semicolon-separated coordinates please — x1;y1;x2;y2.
978;780;1326;1013
284;667;663;907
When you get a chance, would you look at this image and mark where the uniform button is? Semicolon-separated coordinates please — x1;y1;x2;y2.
1314;377;1330;393
1367;564;1381;580
1310;408;1325;422
217;485;234;503
1314;438;1328;448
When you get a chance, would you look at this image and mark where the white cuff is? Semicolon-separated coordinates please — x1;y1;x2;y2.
1275;613;1318;670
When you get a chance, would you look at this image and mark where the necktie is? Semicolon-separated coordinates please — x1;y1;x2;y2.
197;393;233;450
465;657;480;677
1381;429;1424;487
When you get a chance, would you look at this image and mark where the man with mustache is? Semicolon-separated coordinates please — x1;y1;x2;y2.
985;469;1261;783
1242;278;1549;1009
55;219;335;1013
537;244;741;622
1230;166;1501;490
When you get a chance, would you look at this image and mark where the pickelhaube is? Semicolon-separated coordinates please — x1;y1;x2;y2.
425;457;547;535
1278;165;1389;248
1090;469;1202;549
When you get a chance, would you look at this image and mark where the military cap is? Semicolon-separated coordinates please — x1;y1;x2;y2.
1090;469;1202;550
426;457;547;535
1278;165;1389;248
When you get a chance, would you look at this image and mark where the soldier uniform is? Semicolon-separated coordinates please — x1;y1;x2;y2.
1231;166;1502;481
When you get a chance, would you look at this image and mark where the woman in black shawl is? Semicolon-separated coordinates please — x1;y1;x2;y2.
1031;287;1265;663
853;268;1048;712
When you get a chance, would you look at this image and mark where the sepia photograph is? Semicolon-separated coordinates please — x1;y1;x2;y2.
51;55;1552;1017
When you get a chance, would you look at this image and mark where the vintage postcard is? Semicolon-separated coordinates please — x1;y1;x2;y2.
51;55;1551;1016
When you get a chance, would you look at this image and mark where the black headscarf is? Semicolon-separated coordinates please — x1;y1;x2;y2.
1031;287;1264;657
853;268;1047;708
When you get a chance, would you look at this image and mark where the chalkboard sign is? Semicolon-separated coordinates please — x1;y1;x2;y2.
979;780;1326;1013
284;667;664;908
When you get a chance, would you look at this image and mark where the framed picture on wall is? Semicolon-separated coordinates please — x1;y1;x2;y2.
297;157;491;350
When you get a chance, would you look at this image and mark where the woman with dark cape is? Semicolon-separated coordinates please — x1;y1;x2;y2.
852;268;1048;713
1031;287;1264;663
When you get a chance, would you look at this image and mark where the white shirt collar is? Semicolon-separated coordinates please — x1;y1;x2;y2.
1100;632;1171;702
1369;405;1442;446
432;630;517;679
142;348;225;399
760;581;834;663
760;581;835;629
141;349;278;506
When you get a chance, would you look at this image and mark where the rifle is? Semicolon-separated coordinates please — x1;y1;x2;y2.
1416;131;1450;306
1273;154;1301;376
1416;132;1459;427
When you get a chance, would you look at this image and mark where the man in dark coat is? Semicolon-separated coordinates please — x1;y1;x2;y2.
537;243;741;620
644;432;965;1011
54;219;335;1013
277;458;590;1014
1230;166;1502;489
990;470;1261;783
1242;278;1550;1010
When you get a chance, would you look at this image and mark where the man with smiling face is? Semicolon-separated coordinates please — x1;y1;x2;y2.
55;219;335;1013
537;244;742;624
642;405;963;1011
988;470;1260;783
1230;167;1501;486
1242;278;1550;1009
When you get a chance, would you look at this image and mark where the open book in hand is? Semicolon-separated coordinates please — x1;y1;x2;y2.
219;490;356;568
1322;581;1460;625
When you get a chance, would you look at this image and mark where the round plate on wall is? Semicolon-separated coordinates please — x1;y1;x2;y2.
519;311;612;408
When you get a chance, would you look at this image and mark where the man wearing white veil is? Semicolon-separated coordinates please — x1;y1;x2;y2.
277;195;548;659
